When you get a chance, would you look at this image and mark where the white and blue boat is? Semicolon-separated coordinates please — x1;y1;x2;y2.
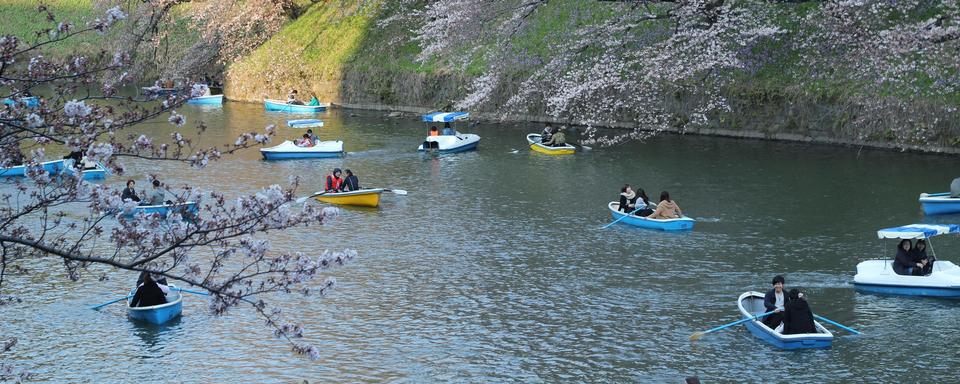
122;202;198;218
127;285;182;325
186;94;223;105
919;192;960;215
0;159;65;178
417;112;480;153
854;224;960;297
738;292;833;349
260;140;343;160
2;96;39;108
287;119;324;128
264;99;328;113
607;202;695;231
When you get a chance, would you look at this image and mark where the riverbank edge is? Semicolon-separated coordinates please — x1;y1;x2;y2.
328;101;960;156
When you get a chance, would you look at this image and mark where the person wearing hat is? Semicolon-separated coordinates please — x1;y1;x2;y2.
324;168;343;193
762;275;789;329
782;288;816;334
340;169;360;192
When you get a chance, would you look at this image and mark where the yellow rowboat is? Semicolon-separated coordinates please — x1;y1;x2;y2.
314;188;384;207
526;134;575;155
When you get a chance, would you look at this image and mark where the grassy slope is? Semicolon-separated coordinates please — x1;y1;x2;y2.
0;0;105;56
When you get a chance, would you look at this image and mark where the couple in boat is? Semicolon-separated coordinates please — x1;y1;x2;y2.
893;239;932;276
323;168;361;193
295;129;320;147
618;184;682;219
762;275;817;335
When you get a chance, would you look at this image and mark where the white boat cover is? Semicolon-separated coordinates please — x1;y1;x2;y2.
877;224;960;239
422;112;469;122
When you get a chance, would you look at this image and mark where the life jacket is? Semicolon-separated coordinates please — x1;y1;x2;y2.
325;175;343;191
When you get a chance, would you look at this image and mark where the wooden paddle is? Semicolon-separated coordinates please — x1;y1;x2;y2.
689;311;776;341
295;191;327;204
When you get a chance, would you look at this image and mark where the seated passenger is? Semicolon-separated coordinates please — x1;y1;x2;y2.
324;168;343;192
306;129;319;145
145;180;166;206
648;191;682;219
543;127;566;147
782;288;816;335
541;123;554;143
618;184;639;213
893;239;924;276
340;169;360;192
287;89;303;105
913;239;932;275
429;126;440;136
121;179;140;203
63;148;83;169
441;123;456;136
130;273;167;308
307;93;320;106
634;188;656;217
296;134;313;147
763;275;788;329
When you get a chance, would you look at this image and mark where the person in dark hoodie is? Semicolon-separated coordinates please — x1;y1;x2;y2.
130;273;167;308
913;239;932;275
893;239;923;276
763;275;789;329
340;169;360;192
782;288;816;335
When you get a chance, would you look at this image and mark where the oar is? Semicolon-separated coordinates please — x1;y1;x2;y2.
690;311;775;341
813;314;862;335
383;188;408;195
601;206;644;229
295;191;327;204
571;142;592;150
174;287;209;296
90;295;132;310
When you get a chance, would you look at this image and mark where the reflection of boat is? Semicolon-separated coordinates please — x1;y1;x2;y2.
314;188;383;208
123;202;198;218
2;96;39;108
287;119;324;128
918;193;960;215
737;291;833;349
0;160;64;178
417;112;480;153
260;140;343;160
854;224;960;297
127;286;182;325
526;133;575;155
186;94;223;105
607;202;694;231
264;99;327;113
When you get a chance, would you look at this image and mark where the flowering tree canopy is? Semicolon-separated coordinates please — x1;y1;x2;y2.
1;3;347;378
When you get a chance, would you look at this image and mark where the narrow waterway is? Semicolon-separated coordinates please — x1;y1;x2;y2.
2;101;959;382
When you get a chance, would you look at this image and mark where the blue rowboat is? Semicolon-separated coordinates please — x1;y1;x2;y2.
264;99;327;113
62;162;107;181
122;202;198;218
287;119;324;128
2;96;39;108
186;94;223;105
607;202;695;231
919;192;960;215
260;140;343;160
0;160;65;178
738;292;833;349
127;286;182;325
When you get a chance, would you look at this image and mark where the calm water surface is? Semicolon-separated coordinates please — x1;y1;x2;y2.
3;101;959;383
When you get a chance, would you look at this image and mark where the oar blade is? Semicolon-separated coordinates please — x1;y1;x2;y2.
689;331;705;341
389;189;408;195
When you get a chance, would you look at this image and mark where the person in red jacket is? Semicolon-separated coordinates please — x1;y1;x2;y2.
324;168;343;192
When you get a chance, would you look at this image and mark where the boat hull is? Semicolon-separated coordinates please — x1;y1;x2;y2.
64;166;106;180
919;193;960;215
260;140;343;160
607;202;694;231
417;134;481;153
127;287;182;325
186;94;223;105
314;189;383;207
0;160;65;178
527;134;575;155
264;99;327;113
738;292;833;349
853;259;960;298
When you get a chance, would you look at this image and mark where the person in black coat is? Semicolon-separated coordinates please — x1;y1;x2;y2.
121;179;140;203
912;239;932;275
782;288;816;335
893;239;924;276
340;169;360;192
130;273;167;308
763;275;789;329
